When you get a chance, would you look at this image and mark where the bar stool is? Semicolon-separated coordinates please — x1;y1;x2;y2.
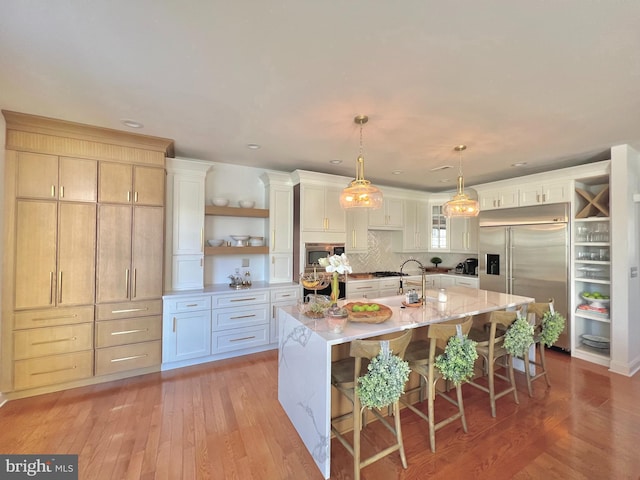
330;329;413;480
467;310;520;417
402;316;474;452
524;298;554;396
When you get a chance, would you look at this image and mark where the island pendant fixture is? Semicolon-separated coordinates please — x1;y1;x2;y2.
443;144;479;217
339;115;383;209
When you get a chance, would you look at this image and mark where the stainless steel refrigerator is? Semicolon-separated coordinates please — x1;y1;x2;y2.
479;203;570;350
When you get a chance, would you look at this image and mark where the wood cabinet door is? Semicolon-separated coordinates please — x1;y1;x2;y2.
134;166;165;206
57;203;96;306
96;204;132;303
99;162;132;204
132;206;164;300
59;157;97;202
16;152;58;199
15;200;58;309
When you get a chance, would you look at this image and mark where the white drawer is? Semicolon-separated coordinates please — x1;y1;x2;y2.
212;290;269;307
213;305;269;330
380;278;401;290
454;277;478;288
163;295;212;313
270;287;299;302
212;325;269;354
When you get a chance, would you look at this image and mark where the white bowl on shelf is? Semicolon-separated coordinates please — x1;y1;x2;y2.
239;200;255;208
230;235;250;247
211;197;229;207
207;239;224;247
249;236;264;246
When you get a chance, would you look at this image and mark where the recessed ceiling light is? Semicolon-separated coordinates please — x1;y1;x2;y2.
121;119;143;129
247;144;261;150
511;162;527;167
330;159;342;165
391;170;402;175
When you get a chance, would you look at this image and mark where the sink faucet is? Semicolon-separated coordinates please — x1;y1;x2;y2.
398;258;426;301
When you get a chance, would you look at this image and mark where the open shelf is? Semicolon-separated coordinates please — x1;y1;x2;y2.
575;185;609;218
205;246;268;255
205;205;268;218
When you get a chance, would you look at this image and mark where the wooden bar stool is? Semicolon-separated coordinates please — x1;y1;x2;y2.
467;310;520;417
330;329;413;480
402;316;474;452
524;299;554;396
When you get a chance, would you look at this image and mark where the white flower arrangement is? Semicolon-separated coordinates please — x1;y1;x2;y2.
541;310;566;347
504;316;535;357
434;335;478;385
317;253;353;275
356;350;410;409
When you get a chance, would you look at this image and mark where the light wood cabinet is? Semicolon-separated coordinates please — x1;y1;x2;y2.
15;200;96;310
98;162;164;206
17;152;97;202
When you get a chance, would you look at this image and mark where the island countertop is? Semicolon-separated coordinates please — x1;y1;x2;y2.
277;286;534;479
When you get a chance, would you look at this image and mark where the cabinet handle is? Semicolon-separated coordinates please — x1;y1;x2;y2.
132;269;137;298
125;269;130;299
173;317;177;332
230;336;256;342
111;328;148;336
31;314;77;322
273;306;276;317
58;271;63;303
111;307;148;314
134;191;139;203
272;229;276;250
230;314;256;320
127;191;131;202
200;257;203;267
32;336;77;346
186;303;198;307
542;193;547;203
31;365;77;376
111;354;147;363
230;297;257;302
51;185;56;198
536;193;540;203
49;271;54;305
60;185;65;198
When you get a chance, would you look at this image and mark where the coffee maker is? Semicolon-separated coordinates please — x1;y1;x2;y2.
462;258;478;275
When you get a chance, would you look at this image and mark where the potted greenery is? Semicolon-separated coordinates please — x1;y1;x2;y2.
504;316;535;357
540;310;566;347
434;335;478;384
430;257;443;269
356;349;410;409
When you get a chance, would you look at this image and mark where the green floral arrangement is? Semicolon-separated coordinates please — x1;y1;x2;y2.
430;257;442;267
356;351;410;409
504;316;535;357
434;335;478;385
541;310;566;347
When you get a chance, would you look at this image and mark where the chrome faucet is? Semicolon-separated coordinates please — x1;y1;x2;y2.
398;258;426;301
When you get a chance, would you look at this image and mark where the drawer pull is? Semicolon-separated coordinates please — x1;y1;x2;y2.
31;314;78;322
32;365;77;376
356;286;373;290
230;314;256;320
111;329;148;336
111;307;149;314
185;303;199;307
32;336;77;346
230;336;256;342
280;294;293;298
111;354;148;363
230;297;258;302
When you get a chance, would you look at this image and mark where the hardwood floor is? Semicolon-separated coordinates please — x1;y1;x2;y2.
0;349;638;479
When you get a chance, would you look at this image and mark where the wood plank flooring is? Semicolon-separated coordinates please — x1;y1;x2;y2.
0;349;638;479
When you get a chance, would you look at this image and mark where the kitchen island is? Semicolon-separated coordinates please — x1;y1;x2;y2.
277;286;534;479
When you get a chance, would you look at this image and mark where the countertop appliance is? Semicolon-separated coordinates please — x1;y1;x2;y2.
371;271;408;277
304;242;345;271
462;258;478;275
479;203;570;350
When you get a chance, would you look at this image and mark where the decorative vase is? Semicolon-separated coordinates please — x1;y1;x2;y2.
330;272;339;304
326;272;348;332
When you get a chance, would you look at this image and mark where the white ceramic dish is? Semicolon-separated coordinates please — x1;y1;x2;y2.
239;200;255;208
581;294;610;308
211;197;229;207
207;239;224;247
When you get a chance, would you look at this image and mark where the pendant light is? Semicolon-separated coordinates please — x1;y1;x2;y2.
339;115;384;209
443;144;480;217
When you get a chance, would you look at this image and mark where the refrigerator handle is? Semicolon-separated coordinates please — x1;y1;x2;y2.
507;227;514;294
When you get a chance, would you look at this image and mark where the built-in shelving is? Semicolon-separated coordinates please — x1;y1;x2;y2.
204;246;268;255
205;205;268;256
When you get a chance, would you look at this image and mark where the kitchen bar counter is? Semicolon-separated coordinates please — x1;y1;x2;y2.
277;287;533;479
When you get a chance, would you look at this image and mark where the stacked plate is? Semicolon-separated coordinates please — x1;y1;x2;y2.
581;334;610;350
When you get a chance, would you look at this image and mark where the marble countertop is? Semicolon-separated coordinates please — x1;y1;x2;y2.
283;286;533;346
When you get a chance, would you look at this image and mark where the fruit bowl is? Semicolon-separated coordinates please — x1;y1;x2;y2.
581;293;610;308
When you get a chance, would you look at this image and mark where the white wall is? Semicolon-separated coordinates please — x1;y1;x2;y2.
610;144;640;376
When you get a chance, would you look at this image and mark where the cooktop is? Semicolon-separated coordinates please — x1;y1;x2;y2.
371;271;408;277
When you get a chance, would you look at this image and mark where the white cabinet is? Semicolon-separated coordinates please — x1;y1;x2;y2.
299;183;345;233
346;279;379;299
166;158;211;291
270;286;300;343
394;199;429;252
378;278;401;297
429;201;449;251
519;181;570;207
368;197;403;229
346;209;369;253
449;217;478;253
479;187;519;210
162;295;212;364
261;172;294;283
439;275;456;288
453;276;478;288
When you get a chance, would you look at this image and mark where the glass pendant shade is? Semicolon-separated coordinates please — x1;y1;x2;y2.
340;156;384;209
443;175;479;217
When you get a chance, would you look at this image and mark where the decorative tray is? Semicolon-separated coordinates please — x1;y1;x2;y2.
343;302;393;324
402;300;423;308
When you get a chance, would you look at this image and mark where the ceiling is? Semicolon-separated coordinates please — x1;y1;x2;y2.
2;1;639;192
